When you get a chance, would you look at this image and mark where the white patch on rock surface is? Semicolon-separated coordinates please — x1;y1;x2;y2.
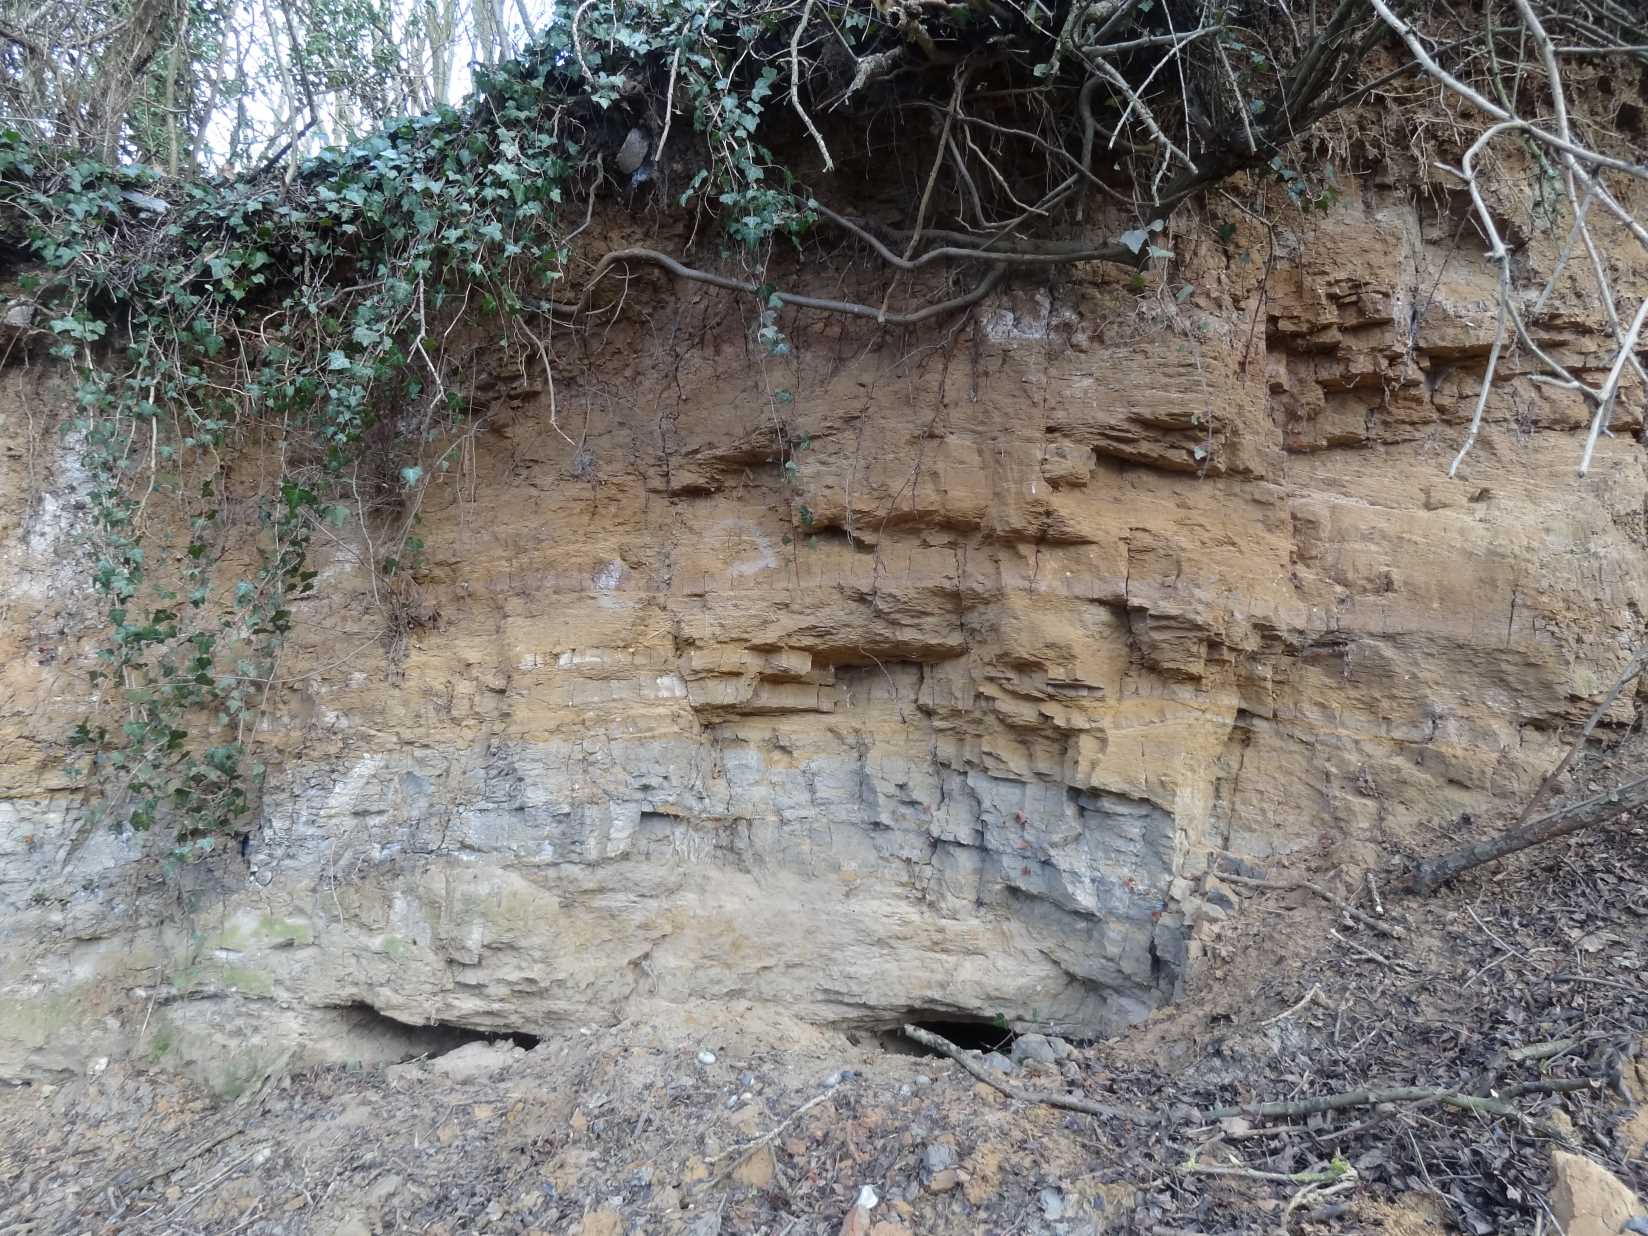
9;428;91;604
981;289;1052;342
716;519;776;577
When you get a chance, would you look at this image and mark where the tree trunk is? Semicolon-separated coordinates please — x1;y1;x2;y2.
1405;773;1648;894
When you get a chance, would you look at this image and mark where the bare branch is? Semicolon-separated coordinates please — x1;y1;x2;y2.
1370;1;1648;176
789;0;832;172
1406;773;1648;894
582;247;1008;326
1373;0;1648;474
1581;296;1648;474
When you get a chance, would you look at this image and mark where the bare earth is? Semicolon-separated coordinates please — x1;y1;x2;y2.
4;806;1644;1236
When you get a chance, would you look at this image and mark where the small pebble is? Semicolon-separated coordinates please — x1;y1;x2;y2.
923;1143;957;1174
1010;1034;1058;1065
697;1050;716;1065
1039;1186;1066;1220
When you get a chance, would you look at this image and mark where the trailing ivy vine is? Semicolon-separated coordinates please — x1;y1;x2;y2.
0;2;847;845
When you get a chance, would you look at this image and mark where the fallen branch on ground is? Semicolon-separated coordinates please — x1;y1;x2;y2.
135;1143;269;1231
1179;1153;1360;1236
901;1024;1146;1121
1205;1078;1601;1127
1181;1162;1351;1184
1216;872;1405;938
1405;772;1648;894
116;1122;249;1193
1470;1038;1580;1094
1261;982;1324;1025
1330;928;1409;971
1281;1176;1357;1236
1508;650;1645;831
698;1086;840;1189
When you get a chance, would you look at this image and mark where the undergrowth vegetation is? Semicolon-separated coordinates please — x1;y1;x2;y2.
2;32;609;841
0;0;1641;847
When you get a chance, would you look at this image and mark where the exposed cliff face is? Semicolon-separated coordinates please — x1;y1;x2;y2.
2;174;1645;1086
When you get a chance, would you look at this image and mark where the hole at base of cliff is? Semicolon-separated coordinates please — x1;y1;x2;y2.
873;1016;1017;1057
336;1002;541;1061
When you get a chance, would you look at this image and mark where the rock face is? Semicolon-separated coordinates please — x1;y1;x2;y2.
1;175;1645;1084
1550;1150;1643;1236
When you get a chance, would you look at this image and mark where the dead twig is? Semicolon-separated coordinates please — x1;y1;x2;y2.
901;1024;1145;1121
1329;928;1405;970
1471;1039;1581;1094
788;0;832;172
1218;872;1405;938
699;1086;839;1188
1365;872;1385;917
1205;1078;1602;1126
138;1143;268;1230
116;1122;249;1193
1280;1176;1357;1236
1552;972;1648;997
1508;1038;1577;1063
1513;649;1646;831
1182;1162;1351;1185
1262;983;1324;1025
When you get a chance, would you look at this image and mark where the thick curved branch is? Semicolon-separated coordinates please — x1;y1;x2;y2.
902;1024;1146;1120
1406;772;1648;894
580;247;1006;325
789;0;833;172
809;201;1133;266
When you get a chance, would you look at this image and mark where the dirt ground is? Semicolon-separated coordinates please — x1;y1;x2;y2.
3;799;1645;1236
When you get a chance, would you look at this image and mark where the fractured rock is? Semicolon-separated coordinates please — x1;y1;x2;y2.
1550;1149;1642;1236
428;1040;520;1082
